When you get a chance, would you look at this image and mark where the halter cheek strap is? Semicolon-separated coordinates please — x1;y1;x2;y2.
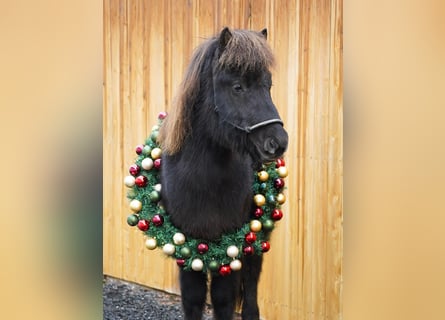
214;105;283;133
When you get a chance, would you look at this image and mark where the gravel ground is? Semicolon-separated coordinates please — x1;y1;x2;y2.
103;276;229;320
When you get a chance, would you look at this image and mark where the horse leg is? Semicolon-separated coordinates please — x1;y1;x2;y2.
179;269;208;320
241;255;263;320
210;271;240;320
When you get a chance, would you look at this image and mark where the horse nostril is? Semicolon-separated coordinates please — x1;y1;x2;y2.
264;138;279;154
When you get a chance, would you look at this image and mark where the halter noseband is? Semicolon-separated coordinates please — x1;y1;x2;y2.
214;105;283;133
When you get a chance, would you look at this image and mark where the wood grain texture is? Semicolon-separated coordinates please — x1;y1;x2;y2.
103;1;343;319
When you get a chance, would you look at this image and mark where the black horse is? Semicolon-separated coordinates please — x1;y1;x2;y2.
158;27;288;320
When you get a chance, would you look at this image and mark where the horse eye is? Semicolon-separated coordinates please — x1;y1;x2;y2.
232;84;243;92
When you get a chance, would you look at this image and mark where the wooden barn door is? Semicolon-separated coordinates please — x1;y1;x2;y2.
103;1;343;319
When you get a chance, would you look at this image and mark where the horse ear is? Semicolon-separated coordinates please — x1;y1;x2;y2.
219;27;232;53
260;28;268;40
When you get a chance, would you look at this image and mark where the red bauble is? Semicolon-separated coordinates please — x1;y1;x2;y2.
151;214;164;226
129;164;140;176
276;158;285;168
261;241;271;252
176;259;185;267
219;265;232;276
197;243;209;254
271;209;283;221
253;207;263;218
245;232;257;244
243;246;255;256
154;158;162;169
274;178;285;189
158;111;167;119
135;144;144;155
135;175;148;187
137;219;150;231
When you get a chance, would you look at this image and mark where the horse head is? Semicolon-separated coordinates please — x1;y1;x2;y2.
212;27;288;163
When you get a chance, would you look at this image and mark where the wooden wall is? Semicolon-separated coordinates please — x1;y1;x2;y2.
103;0;343;319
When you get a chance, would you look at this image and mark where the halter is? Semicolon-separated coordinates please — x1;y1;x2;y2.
214;105;283;133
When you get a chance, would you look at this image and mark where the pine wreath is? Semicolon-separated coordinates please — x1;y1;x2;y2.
124;112;288;276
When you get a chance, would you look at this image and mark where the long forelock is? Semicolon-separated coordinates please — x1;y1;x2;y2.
158;29;275;155
217;29;275;74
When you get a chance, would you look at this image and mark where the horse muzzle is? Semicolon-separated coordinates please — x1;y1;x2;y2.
250;123;288;162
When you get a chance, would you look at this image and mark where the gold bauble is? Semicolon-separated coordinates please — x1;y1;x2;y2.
129;199;142;212
254;194;266;206
145;238;157;250
257;170;269;182
277;166;288;178
150;147;162;159
276;193;286;204
250;220;262;232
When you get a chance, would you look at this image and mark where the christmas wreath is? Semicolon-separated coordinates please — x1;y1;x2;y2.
124;112;288;276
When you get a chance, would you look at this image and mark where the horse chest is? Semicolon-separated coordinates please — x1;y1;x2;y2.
161;154;254;240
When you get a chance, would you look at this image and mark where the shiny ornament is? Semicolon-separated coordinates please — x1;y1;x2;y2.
250;220;262;232
262;219;275;232
173;232;186;245
162;243;175;255
150;147;162;159
142;145;152;155
277;166;288;178
276;158;285;168
126;214;139;226
145;237;157;250
208;260;220;272
253;194;266;207
257;170;269;182
137;219;149;231
149;190;160;202
271;209;283;221
243;246;255;255
276;193;286;204
150;130;159;142
259;182;267;191
124;176;136;187
191;259;204;271
135;175;148;187
141;158;154;170
274;178;285;189
151;214;164;227
180;247;192;258
261;241;271;252
245;232;257;244
129;199;142;212
176;259;185;267
197;243;209;254
253;207;263;218
219;265;232;276
158;111;167;119
153;183;162;192
129;164;140;176
267;194;276;204
226;245;239;258
230;259;242;271
153;158;162;169
135;144;144;155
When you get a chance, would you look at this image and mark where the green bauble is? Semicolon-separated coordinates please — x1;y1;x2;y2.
180;247;192;258
149;190;161;202
262;219;275;232
208;260;220;272
151;130;159;142
127;214;139;226
142;145;152;155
